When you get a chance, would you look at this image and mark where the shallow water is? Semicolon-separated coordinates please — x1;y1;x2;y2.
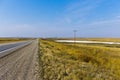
56;40;120;45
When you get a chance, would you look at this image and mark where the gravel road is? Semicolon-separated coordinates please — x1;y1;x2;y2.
0;39;38;80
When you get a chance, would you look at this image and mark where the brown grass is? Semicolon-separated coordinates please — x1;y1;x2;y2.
39;39;120;80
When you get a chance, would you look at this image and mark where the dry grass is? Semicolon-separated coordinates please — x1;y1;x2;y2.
0;38;30;44
39;39;120;80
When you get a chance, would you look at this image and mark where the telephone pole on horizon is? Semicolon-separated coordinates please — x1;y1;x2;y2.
73;30;77;45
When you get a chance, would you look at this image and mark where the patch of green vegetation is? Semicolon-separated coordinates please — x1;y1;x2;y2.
67;43;120;48
39;39;120;80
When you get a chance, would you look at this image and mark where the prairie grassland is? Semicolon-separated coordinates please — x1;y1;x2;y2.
0;38;30;44
39;39;120;80
73;43;120;48
79;38;120;42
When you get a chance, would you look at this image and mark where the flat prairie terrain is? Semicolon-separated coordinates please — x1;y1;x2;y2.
39;38;120;80
0;38;30;44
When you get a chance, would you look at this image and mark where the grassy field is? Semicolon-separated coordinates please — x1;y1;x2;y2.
0;38;31;44
39;39;120;80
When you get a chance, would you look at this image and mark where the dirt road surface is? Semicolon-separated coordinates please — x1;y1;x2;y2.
0;39;39;80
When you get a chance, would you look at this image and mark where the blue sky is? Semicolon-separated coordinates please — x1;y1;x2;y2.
0;0;120;38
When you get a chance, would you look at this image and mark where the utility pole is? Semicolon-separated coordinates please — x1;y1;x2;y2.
73;30;77;45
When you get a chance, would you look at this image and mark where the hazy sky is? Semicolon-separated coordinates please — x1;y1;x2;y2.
0;0;120;38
